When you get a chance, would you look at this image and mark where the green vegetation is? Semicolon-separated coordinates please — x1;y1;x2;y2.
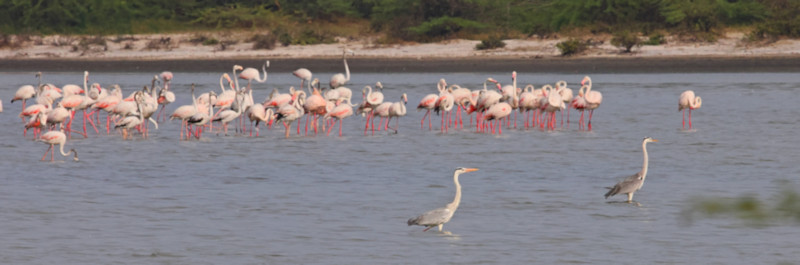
1;0;799;45
610;31;641;53
475;35;506;50
556;38;587;56
682;185;800;226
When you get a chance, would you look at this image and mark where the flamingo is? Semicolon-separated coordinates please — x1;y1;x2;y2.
484;102;512;134
11;84;37;113
93;85;123;133
239;60;269;90
114;91;146;140
213;94;245;135
543;85;565;130
303;78;328;135
418;79;445;130
556;80;574;128
386;93;408;133
435;87;455;133
449;84;472;129
325;99;354;137
362;82;384;134
38;129;79;162
500;71;520;128
156;71;176;121
330;48;354;88
678;90;702;130
46;102;70;131
186;89;215;140
293;68;313;92
171;84;202;139
264;87;295;108
214;71;238;116
246;103;274;137
372;102;392;134
25;112;48;138
275;94;306;138
581;76;602;130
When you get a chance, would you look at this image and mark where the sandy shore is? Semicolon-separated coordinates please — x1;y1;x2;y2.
2;31;800;72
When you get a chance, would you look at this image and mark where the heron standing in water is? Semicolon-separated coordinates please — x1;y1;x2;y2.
605;137;658;202
408;167;479;232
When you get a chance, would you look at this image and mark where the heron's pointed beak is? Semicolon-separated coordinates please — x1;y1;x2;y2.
651;139;659;142
464;168;479;172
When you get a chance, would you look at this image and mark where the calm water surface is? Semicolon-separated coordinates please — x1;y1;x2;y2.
0;70;798;264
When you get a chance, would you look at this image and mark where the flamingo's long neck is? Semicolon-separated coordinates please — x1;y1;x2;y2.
232;67;241;91
83;72;89;95
58;140;70;157
691;97;702;109
641;141;650;181
260;63;268;82
343;53;350;82
449;171;462;211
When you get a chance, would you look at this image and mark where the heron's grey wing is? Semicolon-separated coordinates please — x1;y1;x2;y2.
605;172;643;198
408;207;453;226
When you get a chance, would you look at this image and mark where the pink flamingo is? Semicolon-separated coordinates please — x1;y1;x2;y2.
581;76;602;131
114;91;146;140
483;102;512;135
571;85;588;130
386;93;408;133
303;78;328;135
293;68;313;92
46;102;70;131
246;103;274;137
325;99;354;137
556;80;574;128
418;79;445;130
678;90;702;130
38;129;79;162
372;102;392;133
330;48;354;88
170;84;201;139
362;82;384;135
156;71;175;121
11;84;36;115
239;61;269;90
275;94;305;138
449;84;472;129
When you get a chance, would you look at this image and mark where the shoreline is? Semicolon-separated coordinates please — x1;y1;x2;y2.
2;56;800;73
3;31;800;73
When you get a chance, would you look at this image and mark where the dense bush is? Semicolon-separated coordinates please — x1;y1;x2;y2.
642;33;666;45
475;35;506;50
556;38;587;56
251;34;277;50
610;31;640;53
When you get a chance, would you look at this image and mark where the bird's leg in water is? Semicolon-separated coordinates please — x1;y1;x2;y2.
423;226;433;232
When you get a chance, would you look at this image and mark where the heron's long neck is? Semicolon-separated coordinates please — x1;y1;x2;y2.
450;172;462;210
641;141;650;180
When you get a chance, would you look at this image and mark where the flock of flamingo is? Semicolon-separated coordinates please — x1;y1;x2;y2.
2;49;703;162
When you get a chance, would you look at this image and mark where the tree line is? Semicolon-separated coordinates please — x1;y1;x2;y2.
1;0;797;42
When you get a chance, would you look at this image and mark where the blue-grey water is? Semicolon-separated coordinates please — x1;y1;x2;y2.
1;70;799;264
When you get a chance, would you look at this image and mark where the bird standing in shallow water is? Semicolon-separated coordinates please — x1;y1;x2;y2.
605;137;658;203
408;167;479;232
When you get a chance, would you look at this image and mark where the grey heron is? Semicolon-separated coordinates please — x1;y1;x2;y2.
408;167;479;232
605;137;658;202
